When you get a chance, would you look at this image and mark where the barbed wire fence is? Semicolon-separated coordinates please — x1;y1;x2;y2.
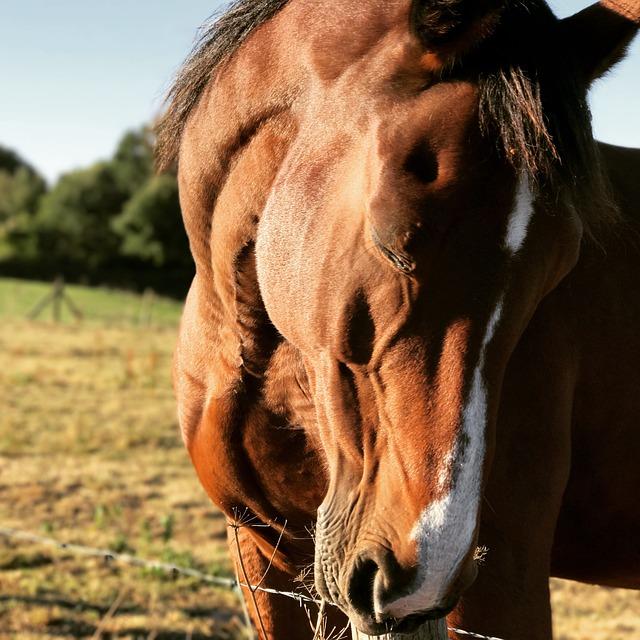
0;525;506;640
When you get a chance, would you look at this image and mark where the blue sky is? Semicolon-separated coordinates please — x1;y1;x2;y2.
1;0;639;183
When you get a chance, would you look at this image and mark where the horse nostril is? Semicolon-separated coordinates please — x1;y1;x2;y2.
347;555;380;618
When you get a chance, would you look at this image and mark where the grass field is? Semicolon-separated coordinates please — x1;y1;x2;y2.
0;278;638;639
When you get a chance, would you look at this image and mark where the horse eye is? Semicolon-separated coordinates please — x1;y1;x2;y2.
371;227;416;274
377;243;416;274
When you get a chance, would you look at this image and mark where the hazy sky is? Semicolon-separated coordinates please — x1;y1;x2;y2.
2;0;639;183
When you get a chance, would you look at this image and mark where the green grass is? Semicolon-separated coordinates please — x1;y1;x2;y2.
0;277;183;326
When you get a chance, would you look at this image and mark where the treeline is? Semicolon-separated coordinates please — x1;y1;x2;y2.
0;128;193;297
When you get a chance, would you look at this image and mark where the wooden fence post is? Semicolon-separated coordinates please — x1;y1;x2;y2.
137;287;156;326
52;276;63;322
351;618;448;640
28;276;83;322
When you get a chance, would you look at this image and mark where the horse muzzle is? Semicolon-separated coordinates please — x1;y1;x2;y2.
314;522;465;634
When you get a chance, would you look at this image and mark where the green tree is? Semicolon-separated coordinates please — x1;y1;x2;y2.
111;127;155;196
0;145;28;175
0;130;193;294
112;173;191;269
0;166;46;216
0;148;47;260
35;162;128;270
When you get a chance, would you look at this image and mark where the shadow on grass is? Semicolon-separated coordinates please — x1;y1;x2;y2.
0;552;54;570
45;617;224;639
0;594;143;615
2;593;242;638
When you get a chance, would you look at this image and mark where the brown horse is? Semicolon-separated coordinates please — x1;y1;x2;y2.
157;0;640;638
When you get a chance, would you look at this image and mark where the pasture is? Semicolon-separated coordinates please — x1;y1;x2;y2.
0;277;638;639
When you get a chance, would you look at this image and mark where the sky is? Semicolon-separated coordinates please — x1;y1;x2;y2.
1;0;639;184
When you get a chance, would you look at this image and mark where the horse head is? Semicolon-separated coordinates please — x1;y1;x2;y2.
251;0;637;633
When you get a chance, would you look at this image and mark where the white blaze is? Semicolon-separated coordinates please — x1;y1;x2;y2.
505;176;534;253
377;175;534;620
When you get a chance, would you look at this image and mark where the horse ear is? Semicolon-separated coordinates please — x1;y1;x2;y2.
410;0;505;49
560;1;640;85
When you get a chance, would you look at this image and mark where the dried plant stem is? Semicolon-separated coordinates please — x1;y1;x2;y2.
254;520;287;591
231;523;269;639
91;587;128;640
313;599;326;639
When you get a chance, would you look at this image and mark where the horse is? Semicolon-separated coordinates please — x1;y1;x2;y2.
157;1;640;638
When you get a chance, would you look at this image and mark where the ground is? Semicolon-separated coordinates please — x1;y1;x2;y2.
0;277;638;639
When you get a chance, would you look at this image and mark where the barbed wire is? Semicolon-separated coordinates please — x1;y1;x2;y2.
0;526;506;640
448;629;506;640
0;526;319;606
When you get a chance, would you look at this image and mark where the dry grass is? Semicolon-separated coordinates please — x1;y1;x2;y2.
550;580;640;640
0;280;244;639
0;278;638;639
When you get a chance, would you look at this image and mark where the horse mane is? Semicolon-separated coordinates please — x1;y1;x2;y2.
155;0;290;172
156;0;618;236
476;0;620;238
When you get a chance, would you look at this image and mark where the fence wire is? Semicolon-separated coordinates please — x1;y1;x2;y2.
0;527;319;606
0;526;505;640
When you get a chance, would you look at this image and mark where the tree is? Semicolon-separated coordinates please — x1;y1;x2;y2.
0;148;47;260
35;162;128;271
111;127;155;196
0;129;193;295
112;173;191;270
0;145;30;175
0;166;46;216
